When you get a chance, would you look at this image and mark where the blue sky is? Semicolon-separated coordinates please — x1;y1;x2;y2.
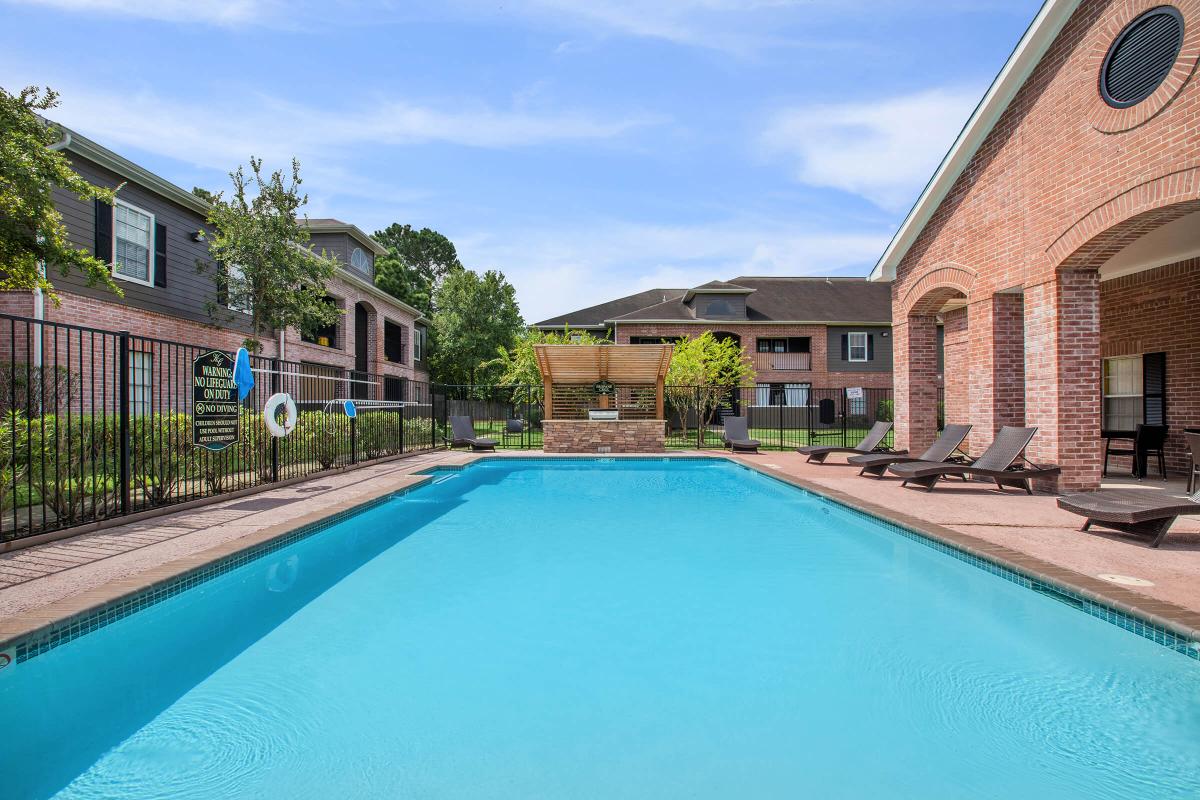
1;0;1042;322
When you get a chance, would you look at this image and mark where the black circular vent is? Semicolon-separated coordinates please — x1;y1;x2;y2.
1100;6;1185;108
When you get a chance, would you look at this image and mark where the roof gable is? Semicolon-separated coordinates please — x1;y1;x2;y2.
869;0;1082;281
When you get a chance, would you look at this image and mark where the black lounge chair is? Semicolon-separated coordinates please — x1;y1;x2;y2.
449;416;497;452
887;425;1059;494
1058;488;1200;548
849;424;972;478
721;416;760;453
796;421;897;464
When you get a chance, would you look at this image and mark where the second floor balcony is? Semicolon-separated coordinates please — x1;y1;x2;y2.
751;351;812;372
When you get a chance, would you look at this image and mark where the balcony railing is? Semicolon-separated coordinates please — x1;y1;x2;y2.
751;351;812;371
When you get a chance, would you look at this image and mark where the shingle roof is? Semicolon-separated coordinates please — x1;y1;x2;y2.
532;288;687;328
689;280;754;292
608;277;892;323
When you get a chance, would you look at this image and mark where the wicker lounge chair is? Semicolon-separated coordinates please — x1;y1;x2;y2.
796;421;897;464
449;416;497;452
848;424;972;478
1058;488;1200;548
721;416;760;453
886;426;1059;494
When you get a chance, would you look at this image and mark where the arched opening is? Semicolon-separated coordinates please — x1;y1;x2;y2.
896;282;970;455
353;301;378;400
1033;193;1200;489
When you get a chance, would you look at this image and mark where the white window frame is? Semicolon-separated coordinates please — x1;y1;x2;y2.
112;199;156;287
350;247;370;273
848;331;869;362
1102;355;1143;430
225;262;252;314
414;327;425;361
129;351;153;415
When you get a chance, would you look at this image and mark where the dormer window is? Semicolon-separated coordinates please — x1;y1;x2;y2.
350;247;371;273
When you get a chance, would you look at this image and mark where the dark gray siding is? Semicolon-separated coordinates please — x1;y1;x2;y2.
308;232;375;280
307;232;350;270
826;325;893;373
52;154;251;332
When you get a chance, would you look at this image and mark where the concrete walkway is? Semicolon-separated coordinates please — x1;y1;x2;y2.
728;450;1200;615
0;450;473;620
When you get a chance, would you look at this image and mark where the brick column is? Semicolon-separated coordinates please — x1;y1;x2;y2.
967;293;1026;454
941;307;969;428
1024;272;1101;491
893;314;940;454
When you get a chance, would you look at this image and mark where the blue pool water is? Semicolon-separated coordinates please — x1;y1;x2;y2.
2;458;1197;799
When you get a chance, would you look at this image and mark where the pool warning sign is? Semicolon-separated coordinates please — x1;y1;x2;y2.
192;350;240;451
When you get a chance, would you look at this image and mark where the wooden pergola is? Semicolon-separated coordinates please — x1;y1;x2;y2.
534;344;673;420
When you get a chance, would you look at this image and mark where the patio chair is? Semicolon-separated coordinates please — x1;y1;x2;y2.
1057;487;1200;548
448;416;497;452
1104;423;1169;480
848;424;972;478
796;421;898;464
721;416;760;453
1188;432;1200;494
887;426;1059;494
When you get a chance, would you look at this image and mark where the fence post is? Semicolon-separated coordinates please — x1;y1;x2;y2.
778;390;784;452
270;358;280;482
695;386;701;448
350;416;358;465
842;388;849;447
117;330;131;515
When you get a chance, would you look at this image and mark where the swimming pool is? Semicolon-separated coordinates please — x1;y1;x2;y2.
2;457;1197;798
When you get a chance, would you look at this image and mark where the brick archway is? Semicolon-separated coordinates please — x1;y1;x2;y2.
1047;168;1200;272
899;263;977;316
1027;170;1200;489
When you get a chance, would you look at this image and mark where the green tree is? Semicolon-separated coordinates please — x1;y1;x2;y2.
484;327;605;387
429;268;523;384
199;158;339;352
0;86;119;300
373;224;463;316
665;332;755;443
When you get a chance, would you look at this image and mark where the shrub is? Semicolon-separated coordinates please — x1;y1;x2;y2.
129;412;195;504
876;398;894;422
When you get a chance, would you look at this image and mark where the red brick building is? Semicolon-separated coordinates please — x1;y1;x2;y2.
1;124;429;403
872;0;1199;490
533;277;898;406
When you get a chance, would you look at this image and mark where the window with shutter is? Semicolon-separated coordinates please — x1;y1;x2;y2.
112;200;155;286
847;332;869;362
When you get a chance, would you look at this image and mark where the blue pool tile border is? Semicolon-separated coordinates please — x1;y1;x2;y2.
6;455;1198;667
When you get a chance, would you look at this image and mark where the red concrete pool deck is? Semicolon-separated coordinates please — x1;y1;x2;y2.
2;449;1199;650
727;450;1200;619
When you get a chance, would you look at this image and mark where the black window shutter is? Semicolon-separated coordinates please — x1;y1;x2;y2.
94;199;113;261
840;334;848;361
153;223;167;287
1142;352;1167;425
867;335;875;360
215;261;229;306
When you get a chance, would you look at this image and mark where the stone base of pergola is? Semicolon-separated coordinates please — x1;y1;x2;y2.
542;419;666;453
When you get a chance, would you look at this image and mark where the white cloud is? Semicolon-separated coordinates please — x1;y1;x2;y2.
45;86;658;169
456;218;890;323
5;0;275;24
759;87;982;212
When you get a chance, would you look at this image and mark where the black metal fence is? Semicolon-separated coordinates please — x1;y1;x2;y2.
0;312;436;544
434;384;894;453
0;315;895;547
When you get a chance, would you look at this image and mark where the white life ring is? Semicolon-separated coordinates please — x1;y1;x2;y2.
264;392;297;437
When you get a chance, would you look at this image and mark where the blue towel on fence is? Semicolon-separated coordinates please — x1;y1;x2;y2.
233;347;255;401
